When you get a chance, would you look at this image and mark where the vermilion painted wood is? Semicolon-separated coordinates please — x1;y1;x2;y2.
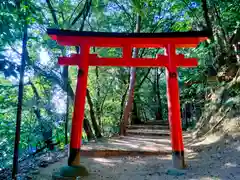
47;29;210;38
69;46;89;150
52;35;207;48
48;29;209;48
58;54;198;67
165;44;184;152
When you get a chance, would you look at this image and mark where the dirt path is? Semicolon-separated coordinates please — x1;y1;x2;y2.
35;134;240;180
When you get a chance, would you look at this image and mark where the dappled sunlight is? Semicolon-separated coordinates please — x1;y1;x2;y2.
109;139;141;146
156;155;172;160
189;177;221;180
108;141;139;149
82;136;173;153
92;158;122;167
186;151;198;159
109;139;129;144
236;145;240;152
141;146;159;151
141;145;171;151
224;162;238;168
191;134;222;147
122;136;171;143
127;161;145;165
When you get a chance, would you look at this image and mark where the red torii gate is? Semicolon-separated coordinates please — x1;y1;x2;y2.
47;29;209;175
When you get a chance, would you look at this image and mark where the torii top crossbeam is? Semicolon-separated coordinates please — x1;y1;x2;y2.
48;29;209;47
47;29;209;68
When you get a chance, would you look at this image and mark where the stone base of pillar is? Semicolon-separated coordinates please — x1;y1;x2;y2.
172;151;186;169
52;165;89;180
166;168;187;176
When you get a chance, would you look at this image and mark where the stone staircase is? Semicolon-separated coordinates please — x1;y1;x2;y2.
126;121;170;136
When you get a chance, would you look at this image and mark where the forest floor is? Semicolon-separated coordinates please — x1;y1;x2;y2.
33;132;240;180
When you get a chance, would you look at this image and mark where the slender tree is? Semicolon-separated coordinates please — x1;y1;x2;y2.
95;66;101;127
12;4;28;179
155;68;163;120
64;68;69;145
120;14;141;135
201;0;213;40
86;89;102;138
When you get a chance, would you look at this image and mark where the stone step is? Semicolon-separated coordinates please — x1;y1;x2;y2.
144;121;169;125
126;129;170;136
127;125;169;130
127;132;170;136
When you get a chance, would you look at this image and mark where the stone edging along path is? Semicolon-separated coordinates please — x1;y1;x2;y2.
80;149;171;157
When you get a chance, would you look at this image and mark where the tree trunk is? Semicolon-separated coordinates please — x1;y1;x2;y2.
201;0;214;41
132;99;142;124
137;68;151;89
86;89;102;138
65;97;69;145
29;81;53;142
153;68;157;120
156;68;163;120
83;118;95;141
231;27;240;63
120;85;129;121
201;0;217;67
67;86;96;140
214;5;228;47
95;66;101;128
63;66;69;145
120;14;141;136
12;18;28;180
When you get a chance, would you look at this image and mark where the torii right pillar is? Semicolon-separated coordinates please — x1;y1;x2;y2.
166;44;186;169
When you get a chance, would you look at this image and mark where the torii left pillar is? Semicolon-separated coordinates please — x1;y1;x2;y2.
57;47;90;178
68;46;89;167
